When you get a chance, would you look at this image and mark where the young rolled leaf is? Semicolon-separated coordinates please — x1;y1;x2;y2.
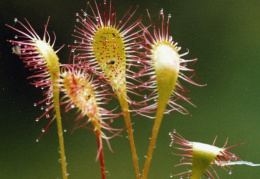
169;130;260;179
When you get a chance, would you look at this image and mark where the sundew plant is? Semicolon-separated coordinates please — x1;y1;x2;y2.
3;0;260;179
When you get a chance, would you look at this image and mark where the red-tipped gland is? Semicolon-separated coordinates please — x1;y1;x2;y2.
169;130;245;179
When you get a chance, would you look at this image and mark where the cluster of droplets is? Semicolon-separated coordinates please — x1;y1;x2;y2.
170;174;190;179
169;129;177;147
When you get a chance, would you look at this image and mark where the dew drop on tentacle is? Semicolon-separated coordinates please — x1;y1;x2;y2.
160;8;163;15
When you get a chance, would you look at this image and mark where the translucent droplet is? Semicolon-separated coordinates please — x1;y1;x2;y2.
228;170;232;175
64;129;67;133
160;9;163;15
34;103;37;106
41;106;44;110
169;142;173;147
35;118;39;122
71;104;75;108
46;114;50;118
173;129;177;133
36;139;39;142
232;154;236;159
42;128;45;133
168;14;172;18
14;35;18;39
14;18;18;22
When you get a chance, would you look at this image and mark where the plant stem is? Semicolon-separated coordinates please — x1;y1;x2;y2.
53;91;68;179
141;101;166;179
118;94;140;179
95;131;106;179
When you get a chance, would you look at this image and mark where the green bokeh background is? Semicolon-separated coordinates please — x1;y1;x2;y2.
0;0;260;178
